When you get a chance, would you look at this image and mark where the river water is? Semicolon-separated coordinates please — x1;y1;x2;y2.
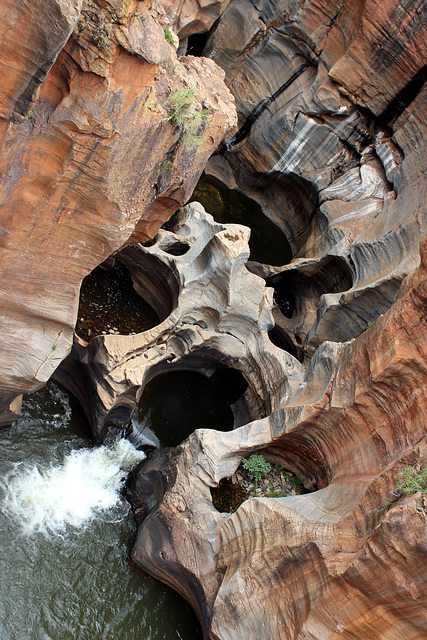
0;383;201;640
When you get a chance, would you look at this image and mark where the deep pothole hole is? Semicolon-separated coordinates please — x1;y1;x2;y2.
75;259;160;342
211;458;314;514
133;368;248;448
190;173;292;266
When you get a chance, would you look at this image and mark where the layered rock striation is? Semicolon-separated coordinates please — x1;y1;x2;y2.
1;0;426;638
203;0;427;357
0;0;236;423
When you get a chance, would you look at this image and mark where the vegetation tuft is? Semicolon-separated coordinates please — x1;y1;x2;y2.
242;453;271;491
397;464;427;495
165;87;208;149
164;27;174;46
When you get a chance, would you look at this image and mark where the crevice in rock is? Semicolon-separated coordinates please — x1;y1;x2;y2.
186;31;209;56
268;326;301;360
219;61;312;150
377;64;427;125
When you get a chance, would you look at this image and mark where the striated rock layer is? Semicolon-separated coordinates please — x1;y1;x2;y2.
204;0;427;359
0;0;236;423
55;200;427;638
1;0;426;638
127;230;427;640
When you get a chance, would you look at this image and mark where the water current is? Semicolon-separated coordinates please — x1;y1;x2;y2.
0;382;201;639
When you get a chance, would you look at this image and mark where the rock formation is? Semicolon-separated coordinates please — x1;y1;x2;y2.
56;199;427;638
0;0;236;424
204;0;427;357
55;202;301;441
1;0;426;639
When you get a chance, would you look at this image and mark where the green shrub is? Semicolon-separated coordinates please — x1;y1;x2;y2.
242;453;271;484
164;27;174;46
397;464;427;495
165;87;207;148
283;472;305;492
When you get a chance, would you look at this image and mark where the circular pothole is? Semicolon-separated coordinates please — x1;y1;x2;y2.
135;370;236;448
190;174;292;266
162;241;190;256
75;259;159;342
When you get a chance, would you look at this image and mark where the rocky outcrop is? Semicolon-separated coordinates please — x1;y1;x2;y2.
0;0;236;423
55;198;426;637
127;234;427;640
203;0;427;358
55;203;301;440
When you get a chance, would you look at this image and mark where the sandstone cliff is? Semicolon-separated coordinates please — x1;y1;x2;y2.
0;0;236;424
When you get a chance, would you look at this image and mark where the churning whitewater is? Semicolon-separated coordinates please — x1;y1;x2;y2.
1;439;146;535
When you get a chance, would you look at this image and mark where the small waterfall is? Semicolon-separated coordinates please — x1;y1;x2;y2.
1;439;145;535
127;416;161;450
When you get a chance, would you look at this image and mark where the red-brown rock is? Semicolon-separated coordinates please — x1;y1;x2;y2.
0;0;236;422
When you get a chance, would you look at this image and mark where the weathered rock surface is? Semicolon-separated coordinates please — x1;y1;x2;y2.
161;0;232;39
55;200;426;637
0;0;236;423
127;235;427;640
204;0;427;358
55;203;301;440
1;0;426;638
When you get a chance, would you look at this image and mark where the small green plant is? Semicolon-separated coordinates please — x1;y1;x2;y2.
164;27;174;46
242;453;271;495
253;34;261;45
283;472;305;492
52;342;58;351
160;158;173;173
27;108;36;122
165;87;207;149
397;464;427;495
268;488;282;498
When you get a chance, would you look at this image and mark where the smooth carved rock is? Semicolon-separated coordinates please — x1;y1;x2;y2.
0;0;83;119
55;203;303;441
0;1;236;423
203;0;426;359
128;237;427;640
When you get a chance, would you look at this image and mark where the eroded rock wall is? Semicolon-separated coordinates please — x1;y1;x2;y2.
127;229;427;640
0;0;236;423
203;0;427;356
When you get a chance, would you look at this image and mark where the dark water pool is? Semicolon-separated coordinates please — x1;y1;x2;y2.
0;383;201;640
76;259;159;341
137;370;235;447
190;174;292;266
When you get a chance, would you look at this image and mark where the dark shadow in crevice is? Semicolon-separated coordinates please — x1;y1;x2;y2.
161;241;190;256
186;32;209;56
134;369;247;448
268;326;302;361
267;255;353;320
190;173;292;265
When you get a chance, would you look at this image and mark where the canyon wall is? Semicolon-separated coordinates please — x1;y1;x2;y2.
0;0;236;424
1;0;426;639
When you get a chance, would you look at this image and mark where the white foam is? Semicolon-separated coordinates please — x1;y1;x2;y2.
1;439;145;535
